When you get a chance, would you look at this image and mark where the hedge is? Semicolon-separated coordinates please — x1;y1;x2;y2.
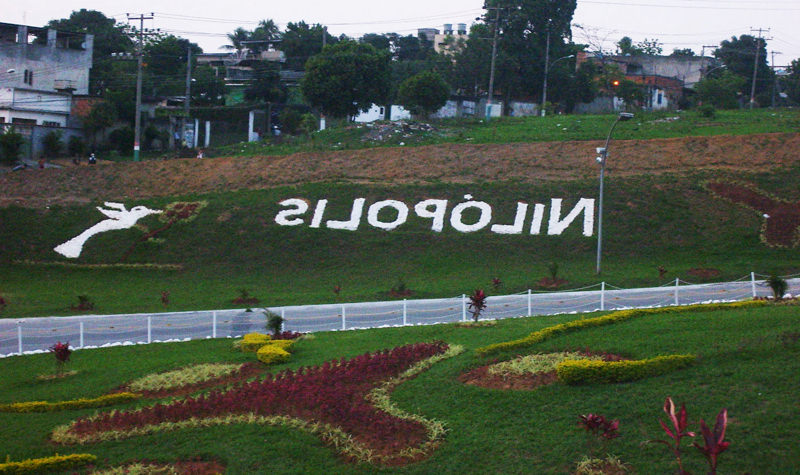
556;354;697;385
0;453;96;474
239;333;272;353
0;392;140;413
475;300;766;357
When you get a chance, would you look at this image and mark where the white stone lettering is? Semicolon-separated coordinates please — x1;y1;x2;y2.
547;198;595;236
309;199;328;228
530;203;546;235
273;196;595;237
274;198;309;226
414;199;448;232
327;198;366;231
491;202;528;235
450;195;492;233
367;200;409;231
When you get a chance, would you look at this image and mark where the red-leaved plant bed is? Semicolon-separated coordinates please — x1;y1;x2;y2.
61;342;449;462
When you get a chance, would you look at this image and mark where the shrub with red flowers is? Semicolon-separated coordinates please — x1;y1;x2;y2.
49;341;72;376
58;341;450;464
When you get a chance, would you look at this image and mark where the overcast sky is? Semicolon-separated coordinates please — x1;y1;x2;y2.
4;0;799;67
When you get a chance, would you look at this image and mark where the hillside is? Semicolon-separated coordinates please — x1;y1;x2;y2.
1;128;800;318
2;132;799;208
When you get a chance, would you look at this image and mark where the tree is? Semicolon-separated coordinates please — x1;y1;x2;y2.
191;65;226;106
715;35;774;101
616;36;662;56
282;22;338;70
143;34;202;96
397;71;450;118
360;33;391;52
83;101;117;145
780;58;800;104
45;9;134;94
671;48;696;57
0;128;26;164
481;0;578;105
244;62;285;104
223;27;250;53
301;41;390;118
695;71;747;109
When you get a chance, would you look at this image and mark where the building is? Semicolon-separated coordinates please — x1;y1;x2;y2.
418;24;469;56
0;22;93;127
576;52;718;110
196;48;288;105
0;22;93;160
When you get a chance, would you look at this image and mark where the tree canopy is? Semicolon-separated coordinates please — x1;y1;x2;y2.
715;34;774;100
301;41;390;117
397;71;450;117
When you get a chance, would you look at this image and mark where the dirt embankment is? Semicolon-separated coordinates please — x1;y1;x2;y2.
1;133;799;208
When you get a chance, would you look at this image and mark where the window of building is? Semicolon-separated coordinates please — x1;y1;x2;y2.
43;121;60;127
23;69;33;85
657;92;663;105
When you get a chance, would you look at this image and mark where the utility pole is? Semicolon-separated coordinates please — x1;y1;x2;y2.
322;26;327;48
771;50;782;107
700;45;716;79
486;6;501;119
540;28;551;117
749;27;770;110
127;13;154;162
183;46;192;148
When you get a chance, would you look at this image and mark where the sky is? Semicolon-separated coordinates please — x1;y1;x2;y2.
3;0;799;67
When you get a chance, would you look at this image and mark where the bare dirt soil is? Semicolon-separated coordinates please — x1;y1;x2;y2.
2;133;799;208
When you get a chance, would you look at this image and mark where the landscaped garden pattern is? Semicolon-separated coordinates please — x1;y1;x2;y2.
706;181;800;248
53;342;461;465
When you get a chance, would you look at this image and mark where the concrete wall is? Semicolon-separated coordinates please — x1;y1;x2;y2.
2;123;86;160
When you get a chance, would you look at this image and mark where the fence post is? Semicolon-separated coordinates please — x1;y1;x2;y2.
674;278;680;306
17;322;22;355
527;289;532;316
212;311;217;339
403;299;407;326
342;304;346;330
462;294;467;322
147;316;152;343
79;321;84;348
600;282;605;311
751;272;757;298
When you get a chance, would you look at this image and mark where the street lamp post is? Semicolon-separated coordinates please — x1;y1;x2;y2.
541;54;574;117
595;112;634;275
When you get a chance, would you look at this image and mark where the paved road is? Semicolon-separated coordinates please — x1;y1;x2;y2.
1;277;797;357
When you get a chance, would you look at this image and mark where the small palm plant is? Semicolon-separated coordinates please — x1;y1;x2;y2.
468;289;487;322
767;274;788;300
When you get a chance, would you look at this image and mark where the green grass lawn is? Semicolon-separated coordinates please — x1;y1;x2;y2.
99;108;800;161
0;303;797;473
2;167;800;318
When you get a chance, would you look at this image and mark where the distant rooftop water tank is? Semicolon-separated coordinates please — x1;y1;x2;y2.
443;23;453;34
457;23;467;34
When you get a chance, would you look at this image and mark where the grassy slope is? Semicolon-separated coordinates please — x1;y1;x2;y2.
2;166;800;317
221;108;800;158
0;304;797;473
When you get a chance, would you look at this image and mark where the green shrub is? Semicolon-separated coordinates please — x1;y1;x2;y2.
257;344;290;365
41;130;62;157
556;355;696;385
0;127;26;164
476;301;767;357
266;339;294;352
0;453;96;474
697;104;716;119
67;135;86;157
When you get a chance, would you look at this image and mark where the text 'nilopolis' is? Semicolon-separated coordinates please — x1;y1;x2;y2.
275;195;595;236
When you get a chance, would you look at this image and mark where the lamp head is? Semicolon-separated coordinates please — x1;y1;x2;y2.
618;112;634;121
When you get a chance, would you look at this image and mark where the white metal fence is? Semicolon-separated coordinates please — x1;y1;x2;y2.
1;273;798;358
